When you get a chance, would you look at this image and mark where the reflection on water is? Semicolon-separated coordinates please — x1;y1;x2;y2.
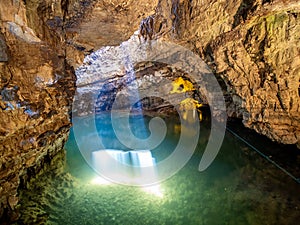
17;114;300;225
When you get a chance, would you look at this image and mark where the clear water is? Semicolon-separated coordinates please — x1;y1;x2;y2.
18;114;300;225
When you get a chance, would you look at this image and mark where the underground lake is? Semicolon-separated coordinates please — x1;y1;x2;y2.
17;113;300;225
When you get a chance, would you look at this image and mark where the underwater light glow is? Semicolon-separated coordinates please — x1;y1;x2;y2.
90;175;164;198
142;184;164;198
92;149;158;185
90;176;113;185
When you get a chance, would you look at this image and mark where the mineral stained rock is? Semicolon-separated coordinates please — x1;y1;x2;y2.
0;0;157;222
150;0;300;148
0;0;75;222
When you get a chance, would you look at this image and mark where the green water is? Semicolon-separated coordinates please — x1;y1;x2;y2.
18;114;300;225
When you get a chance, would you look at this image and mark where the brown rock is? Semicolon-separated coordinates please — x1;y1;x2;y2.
155;0;300;147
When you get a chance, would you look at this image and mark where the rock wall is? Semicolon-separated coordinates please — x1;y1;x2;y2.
151;0;300;147
0;0;75;221
0;0;158;222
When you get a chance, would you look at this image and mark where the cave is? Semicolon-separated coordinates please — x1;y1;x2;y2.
0;0;300;224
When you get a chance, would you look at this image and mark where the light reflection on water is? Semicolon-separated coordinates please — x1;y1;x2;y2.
18;114;300;225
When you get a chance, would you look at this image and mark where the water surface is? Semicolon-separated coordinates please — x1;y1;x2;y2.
18;114;300;225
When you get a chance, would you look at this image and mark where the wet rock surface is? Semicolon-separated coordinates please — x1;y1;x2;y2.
0;0;75;221
154;0;300;147
0;0;157;222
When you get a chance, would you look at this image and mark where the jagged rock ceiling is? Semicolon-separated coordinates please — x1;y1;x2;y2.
66;0;158;51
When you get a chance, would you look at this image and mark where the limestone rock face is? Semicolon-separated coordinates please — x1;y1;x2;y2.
64;0;159;68
65;0;158;52
154;0;300;147
0;0;158;221
0;0;75;221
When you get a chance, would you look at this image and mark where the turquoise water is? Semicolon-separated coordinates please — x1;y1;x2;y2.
18;114;300;225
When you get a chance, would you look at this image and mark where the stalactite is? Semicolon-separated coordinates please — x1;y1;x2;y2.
138;15;155;42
